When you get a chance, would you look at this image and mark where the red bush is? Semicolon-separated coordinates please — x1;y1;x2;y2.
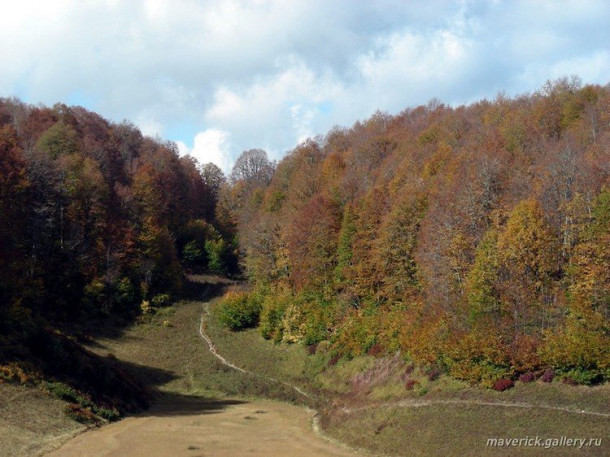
367;344;384;357
328;355;341;367
427;367;442;381
562;376;577;386
518;372;536;383
541;368;555;383
405;379;418;390
492;378;514;391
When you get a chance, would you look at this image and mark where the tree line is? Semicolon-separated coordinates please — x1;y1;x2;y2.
221;77;609;386
0;99;237;366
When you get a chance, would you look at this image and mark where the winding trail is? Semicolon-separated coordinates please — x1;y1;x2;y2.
197;302;369;455
198;303;312;400
340;398;610;418
45;283;608;457
46;286;362;457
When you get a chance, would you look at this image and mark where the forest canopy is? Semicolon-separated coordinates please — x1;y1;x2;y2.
221;77;609;386
1;76;608;389
0;99;237;370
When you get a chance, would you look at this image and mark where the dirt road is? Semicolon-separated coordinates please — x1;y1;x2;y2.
46;396;362;457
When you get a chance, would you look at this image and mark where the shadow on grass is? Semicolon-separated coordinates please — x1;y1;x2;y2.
77;275;234;342
181;274;238;302
8;275;247;419
141;391;246;417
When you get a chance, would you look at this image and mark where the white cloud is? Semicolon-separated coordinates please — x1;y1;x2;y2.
180;129;233;174
0;0;608;166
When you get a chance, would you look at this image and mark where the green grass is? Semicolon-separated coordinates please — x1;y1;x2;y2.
324;404;608;457
90;296;306;403
206;304;313;391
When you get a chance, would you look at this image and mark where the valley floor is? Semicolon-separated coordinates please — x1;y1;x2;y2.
45;396;358;457
2;276;607;457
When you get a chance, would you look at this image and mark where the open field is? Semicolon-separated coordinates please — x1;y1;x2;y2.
1;276;607;456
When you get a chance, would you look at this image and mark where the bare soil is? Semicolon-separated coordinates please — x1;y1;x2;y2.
45;396;360;457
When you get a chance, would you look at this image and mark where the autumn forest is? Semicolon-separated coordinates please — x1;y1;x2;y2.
1;77;608;392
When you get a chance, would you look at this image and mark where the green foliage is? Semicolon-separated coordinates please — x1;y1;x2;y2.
182;240;204;265
259;293;289;342
335;204;356;285
376;194;426;302
151;293;171;307
115;277;136;308
52;381;120;423
561;368;603;386
215;291;262;331
205;238;228;274
465;229;501;323
35;121;79;159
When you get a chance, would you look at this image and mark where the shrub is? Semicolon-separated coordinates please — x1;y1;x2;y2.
140;300;152;315
367;344;385;357
425;365;443;381
541;368;555;383
307;343;319;355
151;294;170;307
205;238;227;274
45;382;92;408
259;294;288;342
562;376;577;386
562;368;602;386
94;406;120;422
493;378;514;391
115;277;136;308
64;404;98;424
215;292;262;331
302;309;329;346
416;385;429;396
518;372;537;383
0;363;37;385
328;354;341;366
405;379;418;390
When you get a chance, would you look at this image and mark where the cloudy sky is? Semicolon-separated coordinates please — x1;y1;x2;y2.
1;0;608;172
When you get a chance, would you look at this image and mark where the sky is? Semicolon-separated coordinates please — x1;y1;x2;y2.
1;0;608;173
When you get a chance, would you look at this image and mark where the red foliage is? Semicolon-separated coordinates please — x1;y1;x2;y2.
518;372;537;383
541;369;555;383
492;379;515;391
404;379;418;390
307;343;319;355
328;355;341;367
427;367;442;382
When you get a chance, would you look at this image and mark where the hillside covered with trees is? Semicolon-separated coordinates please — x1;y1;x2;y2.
1;77;608;400
0;98;237;412
220;77;609;387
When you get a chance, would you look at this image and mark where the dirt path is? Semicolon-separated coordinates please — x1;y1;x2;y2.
46;396;360;457
46;290;363;457
199;302;312;400
341;398;610;418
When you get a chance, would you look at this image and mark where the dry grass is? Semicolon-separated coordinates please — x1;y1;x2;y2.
0;383;85;457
